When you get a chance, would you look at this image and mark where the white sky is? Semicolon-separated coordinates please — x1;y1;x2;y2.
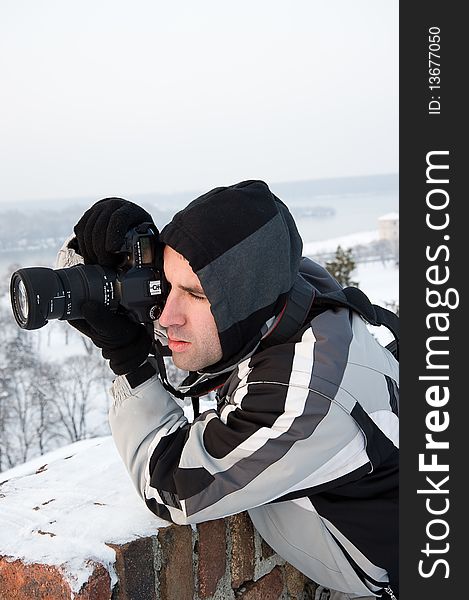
0;1;398;205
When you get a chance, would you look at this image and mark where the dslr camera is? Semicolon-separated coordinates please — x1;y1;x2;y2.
10;224;167;330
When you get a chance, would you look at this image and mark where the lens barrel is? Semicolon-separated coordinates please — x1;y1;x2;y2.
10;264;118;330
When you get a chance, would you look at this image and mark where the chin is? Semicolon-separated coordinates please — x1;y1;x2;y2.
172;355;198;372
172;353;217;373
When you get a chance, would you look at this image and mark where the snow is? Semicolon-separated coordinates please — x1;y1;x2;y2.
31;320;89;362
355;260;399;307
0;436;169;593
303;229;379;255
354;259;398;347
302;229;399;347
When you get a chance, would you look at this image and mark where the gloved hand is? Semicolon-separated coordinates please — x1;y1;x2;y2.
72;301;153;375
71;197;155;267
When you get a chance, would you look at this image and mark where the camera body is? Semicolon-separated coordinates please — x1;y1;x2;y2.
10;224;168;330
115;224;167;324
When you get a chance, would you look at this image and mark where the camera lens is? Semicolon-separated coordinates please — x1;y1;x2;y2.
11;274;31;328
18;279;29;320
10;264;118;330
17;279;29;321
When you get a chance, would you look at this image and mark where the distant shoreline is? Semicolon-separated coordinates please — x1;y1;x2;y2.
0;172;398;211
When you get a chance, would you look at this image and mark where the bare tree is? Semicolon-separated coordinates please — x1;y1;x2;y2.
0;350;52;468
0;301;111;471
49;354;109;443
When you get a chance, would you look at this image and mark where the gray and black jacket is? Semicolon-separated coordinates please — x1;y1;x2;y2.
108;181;399;598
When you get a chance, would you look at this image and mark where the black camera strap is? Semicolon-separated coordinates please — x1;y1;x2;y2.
126;361;158;389
153;339;187;400
151;341;204;418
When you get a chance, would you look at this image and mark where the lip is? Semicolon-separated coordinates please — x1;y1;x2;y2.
168;337;191;353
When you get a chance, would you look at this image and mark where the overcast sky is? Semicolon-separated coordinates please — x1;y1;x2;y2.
0;1;398;205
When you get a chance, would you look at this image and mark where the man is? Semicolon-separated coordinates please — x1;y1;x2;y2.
61;180;399;599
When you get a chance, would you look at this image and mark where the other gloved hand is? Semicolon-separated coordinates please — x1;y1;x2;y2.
72;301;153;375
71;197;155;267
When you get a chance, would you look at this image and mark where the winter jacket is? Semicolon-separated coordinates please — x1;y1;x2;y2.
108;259;398;598
107;181;399;599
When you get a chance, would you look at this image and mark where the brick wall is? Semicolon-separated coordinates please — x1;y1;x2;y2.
0;512;318;600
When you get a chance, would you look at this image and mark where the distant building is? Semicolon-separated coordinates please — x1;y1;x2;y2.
378;212;399;261
378;212;399;243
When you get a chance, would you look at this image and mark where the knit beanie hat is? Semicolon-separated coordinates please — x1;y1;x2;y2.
159;180;303;368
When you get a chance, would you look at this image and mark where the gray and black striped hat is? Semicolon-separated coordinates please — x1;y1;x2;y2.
159;180;303;368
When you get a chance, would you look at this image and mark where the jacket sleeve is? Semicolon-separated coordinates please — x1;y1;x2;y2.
55;233;83;268
108;352;369;525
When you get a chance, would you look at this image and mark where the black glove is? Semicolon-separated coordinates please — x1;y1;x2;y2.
72;197;155;267
72;301;153;375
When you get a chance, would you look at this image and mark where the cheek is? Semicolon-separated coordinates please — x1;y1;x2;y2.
195;306;219;338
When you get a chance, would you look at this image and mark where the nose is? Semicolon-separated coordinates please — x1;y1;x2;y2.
158;290;185;328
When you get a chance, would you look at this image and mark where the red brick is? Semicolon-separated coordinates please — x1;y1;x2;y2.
157;524;194;600
229;512;255;589
284;563;308;599
197;519;226;598
76;564;111;600
239;567;284;600
0;557;111;600
108;536;156;600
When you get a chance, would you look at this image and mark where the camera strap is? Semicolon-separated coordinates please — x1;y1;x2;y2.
152;341;208;418
153;339;188;401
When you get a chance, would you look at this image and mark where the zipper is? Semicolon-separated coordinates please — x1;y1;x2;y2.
383;585;397;600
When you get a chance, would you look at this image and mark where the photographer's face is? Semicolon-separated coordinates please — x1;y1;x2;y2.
159;246;222;371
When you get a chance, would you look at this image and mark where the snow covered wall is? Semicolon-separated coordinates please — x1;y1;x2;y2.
0;438;316;599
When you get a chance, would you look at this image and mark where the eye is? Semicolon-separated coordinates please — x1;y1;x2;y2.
189;292;206;301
